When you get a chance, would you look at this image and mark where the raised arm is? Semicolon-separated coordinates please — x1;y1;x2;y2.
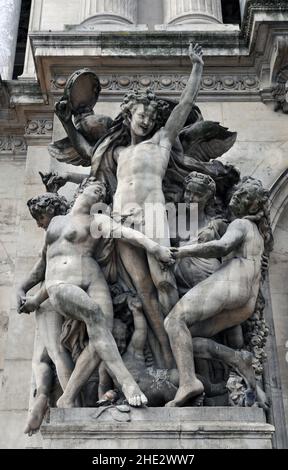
174;219;245;260
165;43;204;144
55;99;94;160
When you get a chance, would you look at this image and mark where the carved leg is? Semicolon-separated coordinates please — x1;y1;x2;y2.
25;334;52;435
48;283;147;407
118;241;174;369
37;306;75;393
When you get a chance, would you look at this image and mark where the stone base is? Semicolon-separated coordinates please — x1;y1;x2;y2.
41;407;274;449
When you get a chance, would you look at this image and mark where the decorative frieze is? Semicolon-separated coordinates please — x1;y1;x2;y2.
51;73;260;96
25;119;53;136
163;0;223;25
0;136;27;155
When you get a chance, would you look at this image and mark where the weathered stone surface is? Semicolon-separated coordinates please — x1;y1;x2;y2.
41;407;274;450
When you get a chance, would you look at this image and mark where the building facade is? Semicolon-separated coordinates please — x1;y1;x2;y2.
0;0;288;449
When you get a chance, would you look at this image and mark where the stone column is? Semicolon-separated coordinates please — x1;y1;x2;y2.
0;0;22;80
81;0;137;25
163;0;223;25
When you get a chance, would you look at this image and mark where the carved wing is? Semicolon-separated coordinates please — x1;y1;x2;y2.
179;121;237;162
48;137;91;167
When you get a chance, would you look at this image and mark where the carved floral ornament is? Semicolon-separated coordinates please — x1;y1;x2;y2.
0;135;27;154
51;74;259;94
25;120;53;136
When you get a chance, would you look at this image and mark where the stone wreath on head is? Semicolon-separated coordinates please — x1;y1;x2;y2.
27;193;69;219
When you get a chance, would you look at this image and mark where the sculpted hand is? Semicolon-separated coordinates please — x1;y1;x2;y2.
153;245;175;268
189;43;204;66
39;171;68;193
170;247;180;259
55;98;72;123
127;295;143;311
16;289;26;314
19;296;39;314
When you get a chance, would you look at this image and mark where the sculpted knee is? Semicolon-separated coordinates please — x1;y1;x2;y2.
164;312;178;333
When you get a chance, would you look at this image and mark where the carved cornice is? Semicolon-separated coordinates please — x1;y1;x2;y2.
51;73;260;97
0;135;27;155
242;0;288;40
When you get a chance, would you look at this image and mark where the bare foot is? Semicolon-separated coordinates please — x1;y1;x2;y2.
56;394;76;409
166;378;204;407
122;382;148;407
24;394;48;436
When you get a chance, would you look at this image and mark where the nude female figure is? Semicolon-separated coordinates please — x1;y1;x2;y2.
164;177;273;407
20;181;174;408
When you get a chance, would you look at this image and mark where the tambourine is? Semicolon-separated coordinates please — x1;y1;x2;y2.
63;69;101;115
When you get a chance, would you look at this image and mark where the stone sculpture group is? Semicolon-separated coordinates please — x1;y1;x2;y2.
16;44;272;435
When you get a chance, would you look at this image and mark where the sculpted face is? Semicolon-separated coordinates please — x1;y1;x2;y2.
130;103;157;137
229;186;259;217
35;211;54;230
184;181;212;208
82;182;106;204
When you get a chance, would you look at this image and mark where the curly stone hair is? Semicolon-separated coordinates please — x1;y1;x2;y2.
120;89;172;128
27;193;69;219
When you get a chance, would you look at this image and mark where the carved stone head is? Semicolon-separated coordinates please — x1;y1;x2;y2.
229;177;269;218
184;171;216;207
27;193;69;230
121;89;171;136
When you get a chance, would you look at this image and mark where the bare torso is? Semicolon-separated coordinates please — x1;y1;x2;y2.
45;213;103;290
113;129;172;231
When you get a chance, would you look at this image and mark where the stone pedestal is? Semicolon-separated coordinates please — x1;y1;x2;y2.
0;0;22;79
163;0;223;26
41;407;274;449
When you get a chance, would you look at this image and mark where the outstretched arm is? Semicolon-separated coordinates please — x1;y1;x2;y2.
174;219;245;259
92;214;174;266
165;43;204;144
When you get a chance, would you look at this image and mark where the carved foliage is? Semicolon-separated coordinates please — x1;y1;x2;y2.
0;135;27;154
